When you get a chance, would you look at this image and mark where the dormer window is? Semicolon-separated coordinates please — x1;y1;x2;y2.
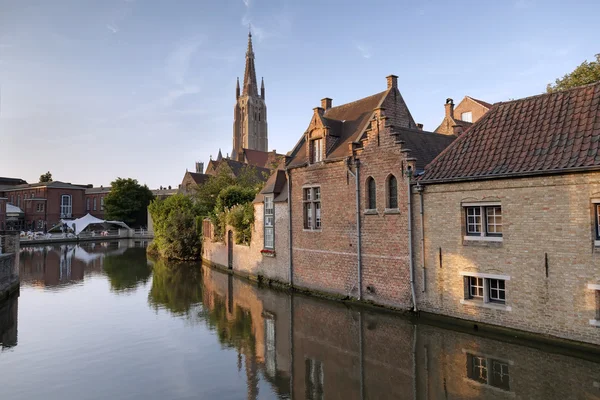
311;138;323;163
461;112;473;123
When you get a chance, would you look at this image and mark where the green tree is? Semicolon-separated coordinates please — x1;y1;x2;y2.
39;171;53;183
147;194;203;260
104;178;155;227
547;54;600;92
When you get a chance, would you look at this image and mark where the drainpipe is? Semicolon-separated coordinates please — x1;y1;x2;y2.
285;169;293;286
346;157;362;301
407;168;418;312
417;183;426;292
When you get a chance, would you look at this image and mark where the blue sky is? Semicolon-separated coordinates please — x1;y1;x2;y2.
0;0;598;188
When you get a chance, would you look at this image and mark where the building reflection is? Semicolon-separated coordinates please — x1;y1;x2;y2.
0;293;18;350
19;241;146;289
194;266;600;400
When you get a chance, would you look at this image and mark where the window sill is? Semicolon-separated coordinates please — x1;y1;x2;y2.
589;319;600;327
463;235;503;243
364;209;378;215
460;299;512;312
384;208;400;214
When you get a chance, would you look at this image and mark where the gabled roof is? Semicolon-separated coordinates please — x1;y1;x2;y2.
255;169;288;203
393;129;456;171
208;158;270;181
242;148;285;168
187;172;210;185
466;96;493;109
288;90;388;167
420;82;600;183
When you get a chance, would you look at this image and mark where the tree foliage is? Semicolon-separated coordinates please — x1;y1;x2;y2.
148;194;203;260
39;171;53;183
104;178;155;227
547;54;600;92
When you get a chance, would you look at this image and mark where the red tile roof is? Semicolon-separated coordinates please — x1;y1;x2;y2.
288;91;388;167
243;148;270;168
419;82;600;182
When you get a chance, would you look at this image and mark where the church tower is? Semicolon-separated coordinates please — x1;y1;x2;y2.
232;31;268;162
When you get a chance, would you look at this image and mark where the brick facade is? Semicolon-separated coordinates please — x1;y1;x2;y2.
412;172;600;345
434;96;491;135
0;198;6;231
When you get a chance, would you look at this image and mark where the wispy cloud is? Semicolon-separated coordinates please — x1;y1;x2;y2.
160;85;201;107
165;37;205;85
356;43;372;59
106;24;119;34
242;0;250;7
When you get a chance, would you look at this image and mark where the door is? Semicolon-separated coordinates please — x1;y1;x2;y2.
227;230;233;269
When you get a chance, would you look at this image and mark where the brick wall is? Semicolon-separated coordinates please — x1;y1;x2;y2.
453;97;489;123
0;198;6;230
289;102;414;308
203;201;290;283
413;171;600;345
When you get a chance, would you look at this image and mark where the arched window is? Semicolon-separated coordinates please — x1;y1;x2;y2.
387;175;398;209
366;177;376;210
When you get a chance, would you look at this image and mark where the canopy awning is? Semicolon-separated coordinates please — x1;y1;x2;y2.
6;204;24;216
57;213;131;235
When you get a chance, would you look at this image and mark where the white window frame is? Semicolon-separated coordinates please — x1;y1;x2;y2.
93;197;97;211
264;195;274;249
86;198;90;211
463;202;503;242
303;186;321;231
60;195;72;218
588;283;600;327
101;197;105;211
461;111;473;123
311;138;323;163
460;272;511;311
592;199;600;246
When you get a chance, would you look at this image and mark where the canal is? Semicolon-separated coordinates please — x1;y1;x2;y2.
0;241;599;399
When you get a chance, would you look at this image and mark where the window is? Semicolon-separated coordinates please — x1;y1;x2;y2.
305;359;324;400
36;203;44;213
303;187;321;230
461;111;473;122
60;195;72;218
101;197;105;211
588;284;600;326
366;177;376;210
264;313;276;377
86;198;90;211
311;138;323;163
462;272;510;309
10;195;13;204
264;196;274;249
466;353;510;391
387;175;398;209
464;204;502;240
93;197;97;211
17;195;20;207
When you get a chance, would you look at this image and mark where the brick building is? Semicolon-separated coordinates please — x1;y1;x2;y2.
434;96;492;135
84;186;111;219
0;181;88;231
285;75;454;308
413;82;600;345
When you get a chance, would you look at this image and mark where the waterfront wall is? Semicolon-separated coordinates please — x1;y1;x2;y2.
202;201;289;283
413;171;600;346
0;233;20;300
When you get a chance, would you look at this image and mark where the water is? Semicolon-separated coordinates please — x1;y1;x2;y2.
0;241;599;399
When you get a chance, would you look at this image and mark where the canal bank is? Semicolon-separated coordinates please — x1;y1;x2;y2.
202;256;600;361
3;240;599;399
0;233;20;302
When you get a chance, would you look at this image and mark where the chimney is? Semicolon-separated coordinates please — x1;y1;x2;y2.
445;98;455;118
386;75;398;90
313;106;324;117
452;124;464;136
321;98;332;111
195;161;204;174
417;123;423;131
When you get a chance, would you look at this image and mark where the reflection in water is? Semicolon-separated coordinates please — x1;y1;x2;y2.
3;241;600;400
147;257;203;316
0;294;18;350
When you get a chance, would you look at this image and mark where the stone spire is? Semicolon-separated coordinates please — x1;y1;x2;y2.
242;31;258;97
236;77;240;99
260;77;265;100
217;148;223;161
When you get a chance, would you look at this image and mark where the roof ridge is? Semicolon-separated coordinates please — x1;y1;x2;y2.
495;81;600;107
324;90;388;117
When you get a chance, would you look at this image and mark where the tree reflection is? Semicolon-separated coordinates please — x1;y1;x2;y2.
147;258;203;316
103;247;152;293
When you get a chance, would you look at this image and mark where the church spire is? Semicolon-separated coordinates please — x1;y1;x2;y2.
242;30;258;97
260;77;265;100
217;148;223;161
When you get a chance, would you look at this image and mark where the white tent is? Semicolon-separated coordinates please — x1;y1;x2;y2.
59;213;131;235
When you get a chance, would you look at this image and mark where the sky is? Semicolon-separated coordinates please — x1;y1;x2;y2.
0;0;598;189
